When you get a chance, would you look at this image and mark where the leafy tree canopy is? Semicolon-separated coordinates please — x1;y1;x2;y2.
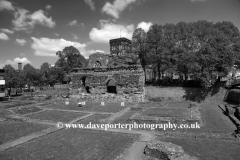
55;46;87;72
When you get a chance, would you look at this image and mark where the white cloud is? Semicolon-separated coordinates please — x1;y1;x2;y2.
68;20;78;26
89;20;134;43
55;33;59;36
31;37;89;57
30;10;55;27
0;0;15;11
0;57;31;69
72;34;78;40
84;50;107;58
19;53;26;57
6;57;31;65
12;8;29;31
88;50;106;54
0;28;14;34
12;9;56;31
84;0;95;11
16;38;27;45
137;21;152;32
0;32;9;40
30;37;104;58
102;0;141;19
45;5;52;10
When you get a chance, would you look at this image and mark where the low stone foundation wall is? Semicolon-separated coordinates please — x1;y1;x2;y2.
70;93;144;102
144;141;198;160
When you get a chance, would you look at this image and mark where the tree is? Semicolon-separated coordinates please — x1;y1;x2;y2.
40;62;50;73
132;28;148;80
48;67;64;86
213;21;240;80
55;46;87;72
40;74;48;86
16;71;26;91
147;24;165;81
174;21;195;80
144;20;240;88
162;23;178;78
3;64;18;88
23;63;36;87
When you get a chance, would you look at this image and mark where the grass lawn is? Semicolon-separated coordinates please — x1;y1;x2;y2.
37;89;69;96
156;137;240;160
155;101;235;133
0;108;12;119
196;102;236;133
76;114;110;124
41;101;129;113
138;101;190;110
2;101;36;109
0;120;49;145
27;110;87;123
138;101;164;108
0;129;139;160
112;111;137;124
145;86;185;98
141;108;188;117
11;106;42;115
166;101;190;109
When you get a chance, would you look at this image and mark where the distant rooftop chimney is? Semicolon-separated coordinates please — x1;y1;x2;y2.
18;62;22;71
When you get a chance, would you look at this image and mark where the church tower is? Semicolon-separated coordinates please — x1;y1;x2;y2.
109;38;132;58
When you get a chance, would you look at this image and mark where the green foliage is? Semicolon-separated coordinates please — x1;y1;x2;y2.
48;67;64;85
23;63;38;87
40;62;50;73
132;28;148;79
135;20;240;88
55;46;87;72
147;24;165;80
2;61;66;88
226;89;240;103
3;64;18;88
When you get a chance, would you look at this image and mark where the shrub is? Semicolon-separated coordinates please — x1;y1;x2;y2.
148;97;164;102
182;80;201;87
226;89;240;104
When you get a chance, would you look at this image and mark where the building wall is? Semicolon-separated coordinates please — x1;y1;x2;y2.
70;65;145;102
110;38;132;58
88;52;110;68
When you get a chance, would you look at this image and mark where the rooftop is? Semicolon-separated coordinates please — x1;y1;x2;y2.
109;37;132;44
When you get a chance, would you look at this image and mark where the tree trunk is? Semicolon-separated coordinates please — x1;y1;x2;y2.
153;69;156;84
157;61;161;82
142;55;146;83
184;73;188;81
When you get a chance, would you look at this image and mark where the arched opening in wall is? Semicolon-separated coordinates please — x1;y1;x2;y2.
95;61;102;68
81;77;86;86
85;86;91;93
107;79;117;94
81;77;91;93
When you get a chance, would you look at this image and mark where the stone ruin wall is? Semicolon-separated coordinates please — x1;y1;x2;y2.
88;52;110;68
69;65;145;102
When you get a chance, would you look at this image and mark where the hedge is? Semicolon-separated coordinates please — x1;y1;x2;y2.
226;89;240;103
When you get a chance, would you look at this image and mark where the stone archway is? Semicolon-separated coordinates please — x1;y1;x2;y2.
81;76;91;93
106;79;117;94
95;61;102;68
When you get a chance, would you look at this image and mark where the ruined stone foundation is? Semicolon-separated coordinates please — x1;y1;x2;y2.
69;65;145;102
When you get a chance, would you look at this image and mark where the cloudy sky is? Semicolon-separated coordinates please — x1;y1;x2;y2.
0;0;240;69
